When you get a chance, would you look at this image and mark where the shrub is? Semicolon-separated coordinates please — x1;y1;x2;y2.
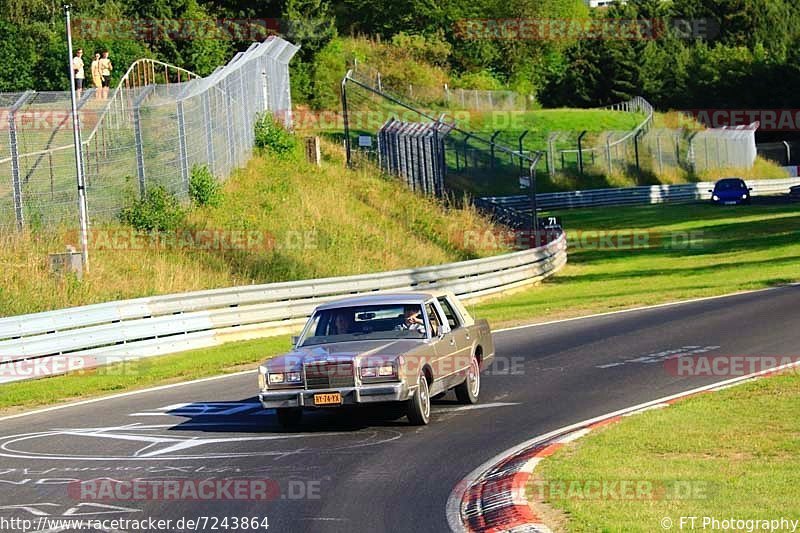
254;113;297;158
189;164;222;207
119;185;185;232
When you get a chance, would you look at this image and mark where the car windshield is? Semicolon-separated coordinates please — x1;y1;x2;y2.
298;304;428;346
715;179;745;191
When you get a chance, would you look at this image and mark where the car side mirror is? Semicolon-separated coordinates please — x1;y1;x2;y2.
291;336;299;347
748;187;753;191
707;189;712;193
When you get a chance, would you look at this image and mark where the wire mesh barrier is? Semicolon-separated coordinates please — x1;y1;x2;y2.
342;67;545;227
376;118;454;196
757;141;800;166
0;37;299;232
353;65;532;111
548;96;655;178
688;123;758;172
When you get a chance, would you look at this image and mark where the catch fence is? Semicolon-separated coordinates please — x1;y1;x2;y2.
0;37;299;232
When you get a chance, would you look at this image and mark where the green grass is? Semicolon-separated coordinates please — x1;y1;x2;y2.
533;372;800;532
469;201;800;326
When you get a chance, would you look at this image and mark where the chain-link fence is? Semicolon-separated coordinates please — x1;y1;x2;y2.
355;65;532;112
0;36;299;231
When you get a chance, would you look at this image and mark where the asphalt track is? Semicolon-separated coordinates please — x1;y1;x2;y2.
0;285;797;533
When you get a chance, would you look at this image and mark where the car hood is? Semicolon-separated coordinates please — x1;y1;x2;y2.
714;188;746;199
262;339;426;372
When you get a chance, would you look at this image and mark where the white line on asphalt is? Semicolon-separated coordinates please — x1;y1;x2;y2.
0;370;254;423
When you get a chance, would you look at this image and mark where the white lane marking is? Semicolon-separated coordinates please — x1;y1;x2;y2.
2;284;796;424
436;402;520;413
0;370;254;423
595;345;720;370
445;356;800;533
492;284;796;334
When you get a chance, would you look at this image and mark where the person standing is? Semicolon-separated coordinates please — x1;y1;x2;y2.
90;52;102;97
72;48;85;98
98;50;113;99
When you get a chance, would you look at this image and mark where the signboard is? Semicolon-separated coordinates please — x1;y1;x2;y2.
519;175;530;189
358;135;373;147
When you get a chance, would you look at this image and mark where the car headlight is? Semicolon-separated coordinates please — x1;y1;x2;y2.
286;371;302;383
269;373;285;384
360;364;396;379
741;193;748;199
712;194;719;201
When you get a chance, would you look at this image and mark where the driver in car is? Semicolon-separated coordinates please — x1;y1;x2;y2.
395;306;426;334
332;312;355;335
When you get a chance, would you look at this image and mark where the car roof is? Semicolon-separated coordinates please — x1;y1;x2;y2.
315;291;449;311
715;177;745;184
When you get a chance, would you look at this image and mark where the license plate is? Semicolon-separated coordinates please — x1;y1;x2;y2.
313;392;342;406
723;201;736;205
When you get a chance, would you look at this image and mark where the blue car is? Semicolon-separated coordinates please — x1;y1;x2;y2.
709;178;752;205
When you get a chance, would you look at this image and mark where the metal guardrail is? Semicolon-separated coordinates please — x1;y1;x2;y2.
0;231;567;384
480;178;800;212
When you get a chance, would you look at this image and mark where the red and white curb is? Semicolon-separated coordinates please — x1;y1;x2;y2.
446;361;800;533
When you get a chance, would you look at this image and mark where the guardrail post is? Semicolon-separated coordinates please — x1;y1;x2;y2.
132;85;156;198
8;90;35;230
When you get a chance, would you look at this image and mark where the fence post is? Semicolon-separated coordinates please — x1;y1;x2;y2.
201;91;216;175
341;71;352;166
606;135;613;174
490;130;500;170
176;99;190;192
8;91;35;230
634;129;642;177
132;85;156;198
577;130;587;176
518;130;528;178
656;135;664;174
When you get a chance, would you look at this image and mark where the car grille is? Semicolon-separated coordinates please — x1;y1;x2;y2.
304;362;355;389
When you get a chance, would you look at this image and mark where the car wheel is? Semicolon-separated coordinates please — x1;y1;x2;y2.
407;373;431;426
276;407;303;428
455;354;480;405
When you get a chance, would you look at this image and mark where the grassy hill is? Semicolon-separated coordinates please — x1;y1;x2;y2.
0;140;508;317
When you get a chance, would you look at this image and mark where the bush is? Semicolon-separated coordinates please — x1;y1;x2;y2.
119;185;185;232
189;164;222;207
254;113;297;158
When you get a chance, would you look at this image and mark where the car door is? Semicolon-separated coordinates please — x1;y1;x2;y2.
437;296;472;379
423;301;452;394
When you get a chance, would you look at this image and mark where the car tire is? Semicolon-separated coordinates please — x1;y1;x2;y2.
406;373;431;426
276;407;303;428
455;354;480;405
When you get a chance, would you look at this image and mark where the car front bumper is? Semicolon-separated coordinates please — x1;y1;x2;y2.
258;382;412;409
